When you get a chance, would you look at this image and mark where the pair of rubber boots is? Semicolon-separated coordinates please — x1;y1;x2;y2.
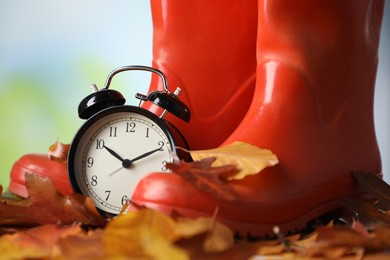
10;0;384;236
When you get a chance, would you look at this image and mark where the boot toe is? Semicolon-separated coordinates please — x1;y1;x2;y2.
131;172;219;217
9;154;73;198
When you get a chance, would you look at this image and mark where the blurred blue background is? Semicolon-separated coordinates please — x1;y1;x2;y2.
0;1;389;187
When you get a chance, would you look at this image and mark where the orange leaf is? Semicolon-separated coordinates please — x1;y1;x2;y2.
0;224;82;259
57;229;105;259
0;173;106;226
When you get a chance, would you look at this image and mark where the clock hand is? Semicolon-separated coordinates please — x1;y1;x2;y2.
108;166;124;176
104;143;163;170
103;145;134;169
103;145;124;162
128;145;164;164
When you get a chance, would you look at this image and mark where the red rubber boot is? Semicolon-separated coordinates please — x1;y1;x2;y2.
131;0;384;236
143;0;258;150
9;154;73;198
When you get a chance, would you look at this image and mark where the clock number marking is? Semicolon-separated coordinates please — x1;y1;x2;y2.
121;195;129;206
87;157;94;168
105;190;111;201
126;122;136;133
161;160;168;171
109;127;117;137
146;127;149;138
91;175;98;186
95;139;105;149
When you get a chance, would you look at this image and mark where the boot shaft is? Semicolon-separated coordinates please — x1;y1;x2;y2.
145;0;258;149
256;0;384;122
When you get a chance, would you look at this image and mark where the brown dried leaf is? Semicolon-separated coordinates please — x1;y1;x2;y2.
166;158;238;201
303;226;389;258
342;197;390;225
352;219;370;237
373;225;390;247
256;243;286;255
176;236;260;260
48;139;70;164
343;173;390;226
0;173;106;226
190;141;278;180
352;172;390;209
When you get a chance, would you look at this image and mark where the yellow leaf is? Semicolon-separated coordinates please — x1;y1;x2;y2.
175;217;214;238
190;141;278;180
103;208;188;260
203;220;234;253
0;239;46;260
175;216;234;253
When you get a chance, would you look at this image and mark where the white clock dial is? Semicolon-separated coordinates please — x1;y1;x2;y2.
71;109;173;214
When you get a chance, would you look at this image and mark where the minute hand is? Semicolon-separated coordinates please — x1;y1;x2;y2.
129;146;163;164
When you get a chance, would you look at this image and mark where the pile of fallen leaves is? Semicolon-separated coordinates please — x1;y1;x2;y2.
1;142;390;259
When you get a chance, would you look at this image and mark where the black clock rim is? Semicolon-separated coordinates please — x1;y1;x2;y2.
67;105;177;200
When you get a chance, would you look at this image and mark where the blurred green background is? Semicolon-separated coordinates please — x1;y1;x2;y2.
0;1;389;189
0;1;153;187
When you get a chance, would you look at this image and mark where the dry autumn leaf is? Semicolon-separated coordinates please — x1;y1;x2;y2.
175;216;234;253
166;158;238;201
342;172;390;226
351;172;390;209
57;229;104;260
203;221;234;253
48;139;70;164
2;160;390;259
190;141;278;180
0;173;106;226
103;208;188;260
0;224;83;260
302;172;390;258
302;225;390;258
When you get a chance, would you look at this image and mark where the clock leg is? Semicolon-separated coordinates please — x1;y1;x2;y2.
131;0;384;237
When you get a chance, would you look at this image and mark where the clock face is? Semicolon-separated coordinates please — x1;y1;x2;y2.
68;106;174;215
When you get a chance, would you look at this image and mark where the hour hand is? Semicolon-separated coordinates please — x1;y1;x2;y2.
103;145;124;162
129;145;164;164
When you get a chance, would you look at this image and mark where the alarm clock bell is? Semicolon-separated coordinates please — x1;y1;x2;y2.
77;65;190;123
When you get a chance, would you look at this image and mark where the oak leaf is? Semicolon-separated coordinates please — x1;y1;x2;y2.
166;157;238;201
190;141;278;180
0;173;106;226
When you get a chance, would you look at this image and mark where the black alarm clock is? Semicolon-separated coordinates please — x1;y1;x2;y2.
67;65;190;216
